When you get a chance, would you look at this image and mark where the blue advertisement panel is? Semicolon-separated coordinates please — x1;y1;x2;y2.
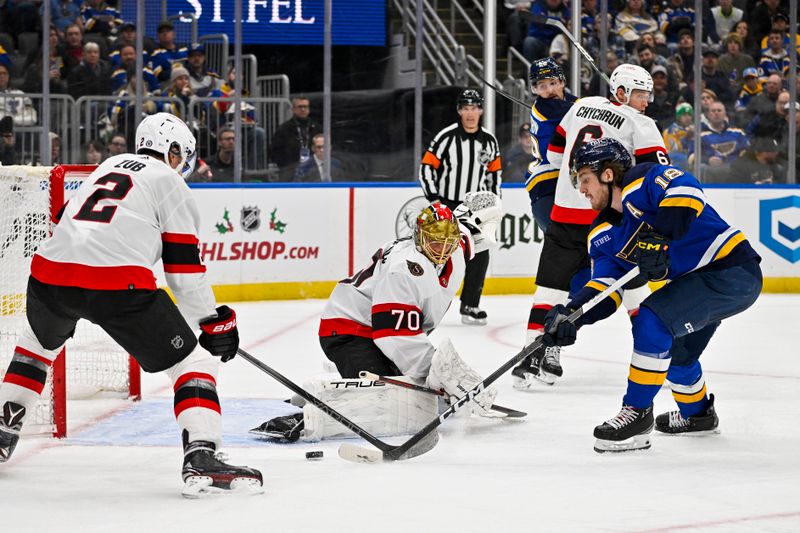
128;0;386;46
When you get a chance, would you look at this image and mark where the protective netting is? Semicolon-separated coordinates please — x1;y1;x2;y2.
0;166;134;435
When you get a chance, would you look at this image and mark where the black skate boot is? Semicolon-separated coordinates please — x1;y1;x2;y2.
460;303;487;326
182;433;263;498
0;402;25;463
512;343;562;389
539;345;563;378
655;394;720;435
593;404;654;453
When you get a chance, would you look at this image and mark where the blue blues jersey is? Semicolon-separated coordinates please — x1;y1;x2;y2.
571;163;758;324
110;66;160;94
150;46;189;81
690;126;749;164
525;94;577;202
758;54;789;81
658;4;695;43
80;2;122;33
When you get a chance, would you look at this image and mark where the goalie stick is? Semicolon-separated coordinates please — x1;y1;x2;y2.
236;349;439;460
339;266;643;464
358;371;527;418
521;12;611;86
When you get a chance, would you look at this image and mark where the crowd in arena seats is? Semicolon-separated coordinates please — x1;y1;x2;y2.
502;0;798;184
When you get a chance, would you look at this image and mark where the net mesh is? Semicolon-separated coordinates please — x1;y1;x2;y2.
0;165;134;434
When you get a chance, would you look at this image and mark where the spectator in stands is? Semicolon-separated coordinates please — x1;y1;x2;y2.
270;96;322;181
614;0;660;53
23;27;68;94
647;65;679;129
207;127;235;182
0;64;37;126
67;42;112;99
504;1;532;54
113;22;155;54
731;136;784;184
163;65;193;120
48;131;61;165
184;44;221;97
667;29;695;88
759;29;790;81
778;101;800;179
502;122;533;183
0;116;15;165
150;21;188;83
80;0;123;38
294;133;345;182
587;51;619;96
718;34;755;95
710;0;742;40
45;0;82;34
662;102;694;170
522;0;569;62
745;73;784;126
637;43;679;94
60;23;84;77
187;158;213;182
110;66;158;142
747;90;791;140
749;0;785;47
760;13;800;57
691;101;749;181
658;0;695;51
110;44;160;94
735;67;763;114
637;32;670;60
106;132;127;156
701;46;735;109
731;20;759;61
0;46;9;72
82;139;105;165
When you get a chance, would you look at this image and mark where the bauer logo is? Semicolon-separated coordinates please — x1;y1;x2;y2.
759;196;800;263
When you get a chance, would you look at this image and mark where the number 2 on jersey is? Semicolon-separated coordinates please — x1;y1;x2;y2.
73;172;133;223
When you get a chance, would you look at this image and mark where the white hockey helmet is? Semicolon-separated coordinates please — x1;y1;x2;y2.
135;113;197;179
609;64;654;104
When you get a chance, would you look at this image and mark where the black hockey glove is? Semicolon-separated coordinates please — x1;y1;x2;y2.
249;413;304;442
541;305;577;347
633;231;670;281
199;305;239;362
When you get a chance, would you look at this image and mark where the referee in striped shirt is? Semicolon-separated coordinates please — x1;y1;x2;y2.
418;89;502;325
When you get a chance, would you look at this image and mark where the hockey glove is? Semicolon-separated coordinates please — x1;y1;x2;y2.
199;305;239;362
249;413;304;442
541;305;577;347
452;192;503;253
633;231;670;281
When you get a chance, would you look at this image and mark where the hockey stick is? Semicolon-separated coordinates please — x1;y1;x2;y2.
236;348;439;460
358;370;527;418
521;12;611;86
340;266;642;463
476;74;532;111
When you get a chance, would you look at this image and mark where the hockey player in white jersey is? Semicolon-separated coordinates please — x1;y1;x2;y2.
256;195;504;441
0;113;262;498
512;64;667;389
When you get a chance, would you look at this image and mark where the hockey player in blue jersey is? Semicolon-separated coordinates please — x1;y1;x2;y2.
543;137;762;453
524;57;578;230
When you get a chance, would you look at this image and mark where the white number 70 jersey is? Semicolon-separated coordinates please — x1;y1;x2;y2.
546;96;668;225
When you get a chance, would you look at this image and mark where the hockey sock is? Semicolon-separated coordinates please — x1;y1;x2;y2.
526;287;568;342
167;348;222;447
623;307;672;408
666;361;709;418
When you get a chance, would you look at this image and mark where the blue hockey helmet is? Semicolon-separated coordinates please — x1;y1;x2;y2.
529;57;565;92
571;137;632;187
457;89;484;109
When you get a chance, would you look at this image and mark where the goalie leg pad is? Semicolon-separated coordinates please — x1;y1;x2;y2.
302;375;437;441
425;338;498;416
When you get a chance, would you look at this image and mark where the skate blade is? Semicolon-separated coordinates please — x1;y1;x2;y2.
460;316;487;326
182;476;264;499
593;432;652;453
655;427;721;437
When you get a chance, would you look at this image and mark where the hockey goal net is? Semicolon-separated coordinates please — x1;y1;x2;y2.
0;164;141;438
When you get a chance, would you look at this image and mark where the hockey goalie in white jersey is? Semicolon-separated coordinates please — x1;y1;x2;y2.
254;194;504;442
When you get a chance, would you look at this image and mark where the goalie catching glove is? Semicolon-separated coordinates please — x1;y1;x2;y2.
452;191;503;254
199;305;239;362
425;338;500;417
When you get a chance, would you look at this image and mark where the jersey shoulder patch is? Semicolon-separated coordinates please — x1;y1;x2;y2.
406;259;425;276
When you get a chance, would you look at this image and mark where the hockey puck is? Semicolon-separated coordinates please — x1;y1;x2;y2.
305;450;324;460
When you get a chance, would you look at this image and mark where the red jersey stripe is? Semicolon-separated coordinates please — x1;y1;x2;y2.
31;255;157;290
161;232;200;244
14;346;54;367
550;205;599;225
173;372;217;391
318;318;373;338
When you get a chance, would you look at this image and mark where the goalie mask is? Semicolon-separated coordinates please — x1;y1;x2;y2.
135;112;197;179
415;204;461;265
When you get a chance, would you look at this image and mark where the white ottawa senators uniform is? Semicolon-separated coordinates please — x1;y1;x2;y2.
30;153;216;329
319;233;474;380
546;97;668;225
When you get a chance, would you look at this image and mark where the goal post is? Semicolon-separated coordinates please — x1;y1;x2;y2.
0;164;141;438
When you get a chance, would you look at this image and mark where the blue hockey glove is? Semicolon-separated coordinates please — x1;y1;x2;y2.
541;305;577;347
634;231;670;281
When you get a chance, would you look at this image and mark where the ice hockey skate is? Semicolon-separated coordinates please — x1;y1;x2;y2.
511;344;562;389
460;303;487;325
182;439;264;498
0;401;24;463
593;404;654;453
655;394;720;435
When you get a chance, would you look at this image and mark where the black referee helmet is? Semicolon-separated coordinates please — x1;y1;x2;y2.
457;89;484;109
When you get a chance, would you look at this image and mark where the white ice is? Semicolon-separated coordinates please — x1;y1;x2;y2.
2;294;799;533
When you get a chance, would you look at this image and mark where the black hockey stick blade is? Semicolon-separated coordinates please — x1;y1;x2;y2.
490;405;527;418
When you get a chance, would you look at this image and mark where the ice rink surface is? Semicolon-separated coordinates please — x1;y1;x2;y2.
2;294;798;533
